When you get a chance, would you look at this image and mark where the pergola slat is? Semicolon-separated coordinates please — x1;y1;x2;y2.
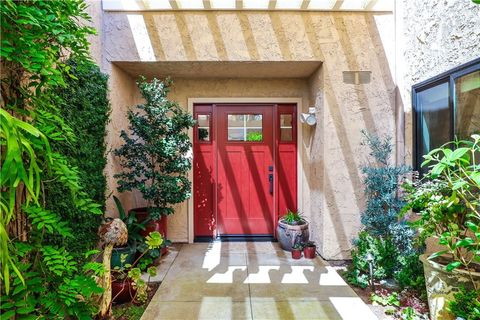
102;0;393;12
268;0;277;10
332;0;343;10
300;0;311;10
168;0;179;10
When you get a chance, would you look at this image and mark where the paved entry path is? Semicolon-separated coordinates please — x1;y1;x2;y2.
141;242;377;320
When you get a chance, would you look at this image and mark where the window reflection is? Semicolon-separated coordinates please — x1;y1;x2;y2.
197;114;210;142
227;114;262;141
455;70;480;139
417;82;450;158
280;114;293;141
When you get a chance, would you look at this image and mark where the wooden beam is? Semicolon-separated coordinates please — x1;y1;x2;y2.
364;0;379;10
268;0;277;10
169;0;179;9
235;0;243;9
332;0;343;10
203;0;212;9
300;0;311;10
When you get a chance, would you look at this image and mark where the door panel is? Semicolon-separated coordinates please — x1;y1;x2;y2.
193;106;216;237
217;105;274;235
193;103;297;239
276;104;298;219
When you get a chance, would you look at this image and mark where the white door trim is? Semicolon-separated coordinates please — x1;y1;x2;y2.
187;97;304;243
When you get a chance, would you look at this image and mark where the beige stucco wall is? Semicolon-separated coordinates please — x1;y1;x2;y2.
91;8;396;259
395;0;480;165
85;0;103;66
306;14;396;258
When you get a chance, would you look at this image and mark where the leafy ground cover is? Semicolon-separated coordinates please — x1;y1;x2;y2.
332;261;429;320
112;283;159;320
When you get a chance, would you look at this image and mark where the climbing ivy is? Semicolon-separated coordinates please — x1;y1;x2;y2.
44;59;110;255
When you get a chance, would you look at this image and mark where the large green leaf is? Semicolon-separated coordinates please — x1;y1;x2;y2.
445;261;461;272
448;147;469;162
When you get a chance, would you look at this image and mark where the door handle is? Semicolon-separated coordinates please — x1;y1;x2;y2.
268;173;273;194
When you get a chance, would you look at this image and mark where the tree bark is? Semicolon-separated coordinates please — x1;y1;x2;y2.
98;243;113;318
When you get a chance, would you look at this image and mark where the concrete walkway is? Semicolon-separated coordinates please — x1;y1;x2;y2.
141;242;377;320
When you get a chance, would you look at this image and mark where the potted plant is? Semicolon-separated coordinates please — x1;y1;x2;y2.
291;243;303;259
111;231;163;304
303;241;316;259
403;135;480;320
277;209;309;251
110;196;146;269
114;77;195;254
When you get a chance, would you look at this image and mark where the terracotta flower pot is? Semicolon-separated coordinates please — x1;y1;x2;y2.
112;278;136;304
291;249;302;259
130;207;168;256
420;254;480;320
276;219;309;251
303;246;316;259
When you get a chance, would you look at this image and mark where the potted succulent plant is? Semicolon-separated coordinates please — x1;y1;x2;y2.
303;241;317;259
403;135;480;320
110;196;146;269
291;243;303;259
114;77;195;254
277;209;309;251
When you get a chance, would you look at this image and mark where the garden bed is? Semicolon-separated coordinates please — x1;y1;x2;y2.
330;261;429;320
112;282;160;320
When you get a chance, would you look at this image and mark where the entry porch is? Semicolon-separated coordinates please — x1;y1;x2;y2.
141;242;376;320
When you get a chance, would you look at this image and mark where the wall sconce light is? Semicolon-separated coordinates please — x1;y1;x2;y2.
300;107;317;126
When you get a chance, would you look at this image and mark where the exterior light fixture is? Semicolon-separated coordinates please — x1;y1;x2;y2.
300;107;317;126
365;252;375;292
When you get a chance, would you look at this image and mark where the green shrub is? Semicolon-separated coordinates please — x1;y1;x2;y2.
394;251;425;289
0;0;96;292
0;0;105;317
403;136;480;274
44;59;110;255
448;286;480;319
359;131;410;235
346;132;424;291
349;231;396;282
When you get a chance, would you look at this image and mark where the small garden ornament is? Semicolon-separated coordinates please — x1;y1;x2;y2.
98;218;128;318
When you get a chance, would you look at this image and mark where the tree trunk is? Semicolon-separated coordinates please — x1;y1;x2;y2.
99;243;113;318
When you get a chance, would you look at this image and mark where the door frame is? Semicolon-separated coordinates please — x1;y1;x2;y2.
187;97;304;243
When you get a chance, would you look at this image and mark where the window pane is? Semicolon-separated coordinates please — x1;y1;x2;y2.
417;82;451;160
197;114;210;141
455;70;480;139
280;114;293;141
228;114;262;141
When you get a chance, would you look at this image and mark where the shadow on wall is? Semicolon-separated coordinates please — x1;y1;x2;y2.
104;10;397;259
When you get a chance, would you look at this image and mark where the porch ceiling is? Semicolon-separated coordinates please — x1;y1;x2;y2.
103;0;393;12
114;61;322;79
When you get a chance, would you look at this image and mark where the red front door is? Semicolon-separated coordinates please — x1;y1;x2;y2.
216;105;274;235
193;103;297;239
